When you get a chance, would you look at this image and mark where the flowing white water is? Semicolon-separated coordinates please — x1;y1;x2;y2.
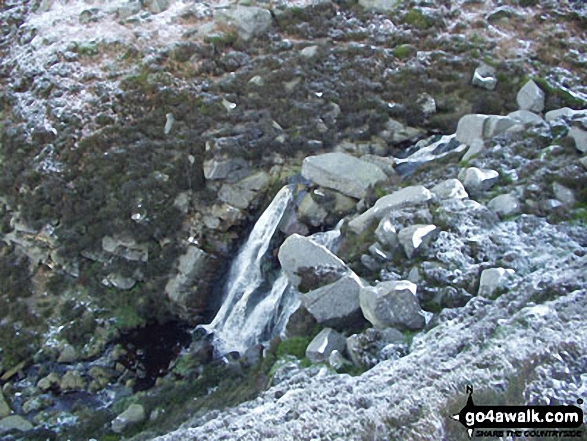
202;185;295;355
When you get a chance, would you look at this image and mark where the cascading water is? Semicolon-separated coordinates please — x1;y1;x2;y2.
201;185;296;355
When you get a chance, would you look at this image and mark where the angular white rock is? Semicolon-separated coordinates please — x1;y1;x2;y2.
306;328;347;363
458;167;499;193
397;224;437;259
278;234;347;289
517;80;545;113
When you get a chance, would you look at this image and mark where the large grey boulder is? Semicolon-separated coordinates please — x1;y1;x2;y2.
306;328;347;363
478;268;515;298
431;179;468;200
301;153;387;199
487;194;521;218
569;127;587;153
301;276;362;327
455;114;488;145
112;404;146;434
165;246;211;311
456;114;519;146
0;415;33;435
348;185;433;234
397;224;438;259
278;234;348;291
359;280;425;331
458;167;499;193
516;80;545;113
216;6;272;42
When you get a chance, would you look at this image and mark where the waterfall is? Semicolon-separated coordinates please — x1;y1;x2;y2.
202;185;295;355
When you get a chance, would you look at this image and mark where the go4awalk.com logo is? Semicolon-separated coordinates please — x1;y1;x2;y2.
452;385;585;438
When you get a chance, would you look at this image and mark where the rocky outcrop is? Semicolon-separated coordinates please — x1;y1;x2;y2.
301;153;387;199
102;235;149;262
165;246;214;316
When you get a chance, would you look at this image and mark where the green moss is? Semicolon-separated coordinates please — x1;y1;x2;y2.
404;9;433;30
532;77;587;109
276;336;312;359
393;44;415;60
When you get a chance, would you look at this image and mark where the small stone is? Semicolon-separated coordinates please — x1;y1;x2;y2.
478;268;515;298
37;373;60;392
300;45;318;58
328;350;351;370
552;182;576;206
112;404;146;433
57;344;77;364
517;80;545;113
306;328;347;363
569;127;587;153
375;217;399;249
164;113;174;135
458;167;499;193
579;156;587;170
397;224;437;259
431;179;468;200
248;75;264;86
472;64;497;90
0;415;33;435
60;370;86;391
